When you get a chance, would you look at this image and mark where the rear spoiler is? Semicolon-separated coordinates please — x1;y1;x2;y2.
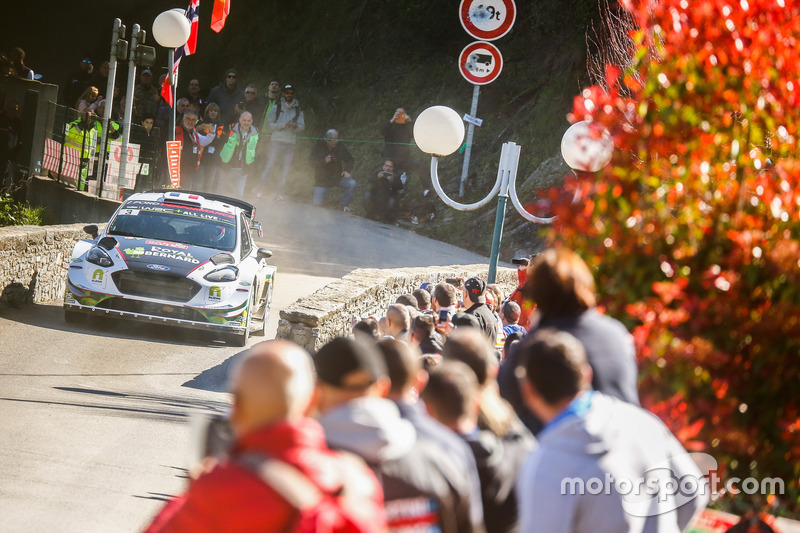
148;189;258;219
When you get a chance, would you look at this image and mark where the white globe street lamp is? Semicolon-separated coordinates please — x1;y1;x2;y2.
414;105;555;283
560;120;613;172
152;9;191;141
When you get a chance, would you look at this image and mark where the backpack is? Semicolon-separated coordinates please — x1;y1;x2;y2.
238;451;386;533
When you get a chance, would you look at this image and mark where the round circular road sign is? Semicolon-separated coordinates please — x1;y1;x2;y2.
459;41;503;85
459;0;517;41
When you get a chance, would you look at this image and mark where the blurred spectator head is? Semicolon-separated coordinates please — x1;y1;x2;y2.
522;248;596;317
224;68;238;89
352;317;380;343
244;83;258;103
324;128;339;148
451;312;480;332
464;277;486;304
516;328;591;412
421;360;479;430
176;98;190;114
385;303;411;338
432;282;457;309
312;337;389;414
188;78;201;96
412;288;431;311
283;84;296;102
501;300;521;325
228;339;315;437
375;337;423;400
204;102;221;123
395;293;417;309
267;78;281;95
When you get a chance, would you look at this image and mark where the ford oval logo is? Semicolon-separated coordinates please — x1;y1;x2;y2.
147;264;170;271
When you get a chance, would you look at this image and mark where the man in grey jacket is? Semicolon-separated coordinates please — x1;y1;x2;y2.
313;337;481;533
515;329;708;533
259;83;305;199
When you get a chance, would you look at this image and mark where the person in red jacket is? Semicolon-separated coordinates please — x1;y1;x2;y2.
144;339;387;533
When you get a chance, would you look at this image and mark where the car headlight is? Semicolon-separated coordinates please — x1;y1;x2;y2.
86;247;114;267
204;266;239;282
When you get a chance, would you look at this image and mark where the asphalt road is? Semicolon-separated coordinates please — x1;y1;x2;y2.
0;197;491;532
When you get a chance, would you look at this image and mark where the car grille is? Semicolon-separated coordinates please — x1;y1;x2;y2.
111;270;201;303
96;298;208;322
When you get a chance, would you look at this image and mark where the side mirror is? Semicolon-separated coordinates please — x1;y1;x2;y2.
250;220;263;238
83;224;99;239
257;248;272;260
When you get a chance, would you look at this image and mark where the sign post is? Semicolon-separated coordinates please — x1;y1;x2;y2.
457;40;504;196
457;0;515;196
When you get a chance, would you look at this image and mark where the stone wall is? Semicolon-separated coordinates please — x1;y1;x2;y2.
277;264;518;353
0;224;95;310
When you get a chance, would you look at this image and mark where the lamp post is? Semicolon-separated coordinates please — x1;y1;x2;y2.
414;106;613;283
152;9;191;142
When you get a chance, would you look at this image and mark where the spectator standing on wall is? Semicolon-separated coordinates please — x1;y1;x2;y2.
207;69;245;125
63;55;94;107
309;129;356;210
195;103;225;193
260;83;304;200
174;110;214;190
9;47;34;80
217;111;259;199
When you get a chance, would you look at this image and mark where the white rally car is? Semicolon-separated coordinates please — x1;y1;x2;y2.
63;191;275;346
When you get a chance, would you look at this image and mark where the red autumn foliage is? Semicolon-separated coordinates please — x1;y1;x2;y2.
549;0;800;514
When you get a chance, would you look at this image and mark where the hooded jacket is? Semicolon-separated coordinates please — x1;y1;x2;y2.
516;393;708;533
144;418;386;533
320;397;478;533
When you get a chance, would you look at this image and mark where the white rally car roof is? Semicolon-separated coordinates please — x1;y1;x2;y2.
125;191;252;218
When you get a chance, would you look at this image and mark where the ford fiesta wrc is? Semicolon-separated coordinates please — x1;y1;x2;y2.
63;190;275;346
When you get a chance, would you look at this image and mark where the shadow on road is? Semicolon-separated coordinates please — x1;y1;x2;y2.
0;387;229;423
182;351;242;393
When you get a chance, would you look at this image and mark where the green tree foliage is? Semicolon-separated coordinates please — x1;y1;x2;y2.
547;0;800;514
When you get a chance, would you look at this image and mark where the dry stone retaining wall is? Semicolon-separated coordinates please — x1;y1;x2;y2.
0;224;97;310
277;264;517;353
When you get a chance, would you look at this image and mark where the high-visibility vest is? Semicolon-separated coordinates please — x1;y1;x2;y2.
64;120;98;158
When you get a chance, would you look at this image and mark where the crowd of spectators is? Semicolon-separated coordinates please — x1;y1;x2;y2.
145;247;709;533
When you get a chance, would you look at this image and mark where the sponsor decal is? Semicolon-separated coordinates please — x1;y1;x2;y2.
147;264;170;271
91;269;104;283
141;246;200;264
124;247;146;258
146;240;189;249
208;286;222;301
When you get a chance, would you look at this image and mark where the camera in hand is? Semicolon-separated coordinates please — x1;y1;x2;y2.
383;171;394;179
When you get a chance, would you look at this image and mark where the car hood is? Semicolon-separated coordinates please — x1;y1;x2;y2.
112;237;233;276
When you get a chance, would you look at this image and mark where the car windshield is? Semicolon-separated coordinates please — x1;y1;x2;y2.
107;200;238;251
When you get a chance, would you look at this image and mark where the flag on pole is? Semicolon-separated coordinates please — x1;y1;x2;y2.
160;0;200;107
211;0;230;33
